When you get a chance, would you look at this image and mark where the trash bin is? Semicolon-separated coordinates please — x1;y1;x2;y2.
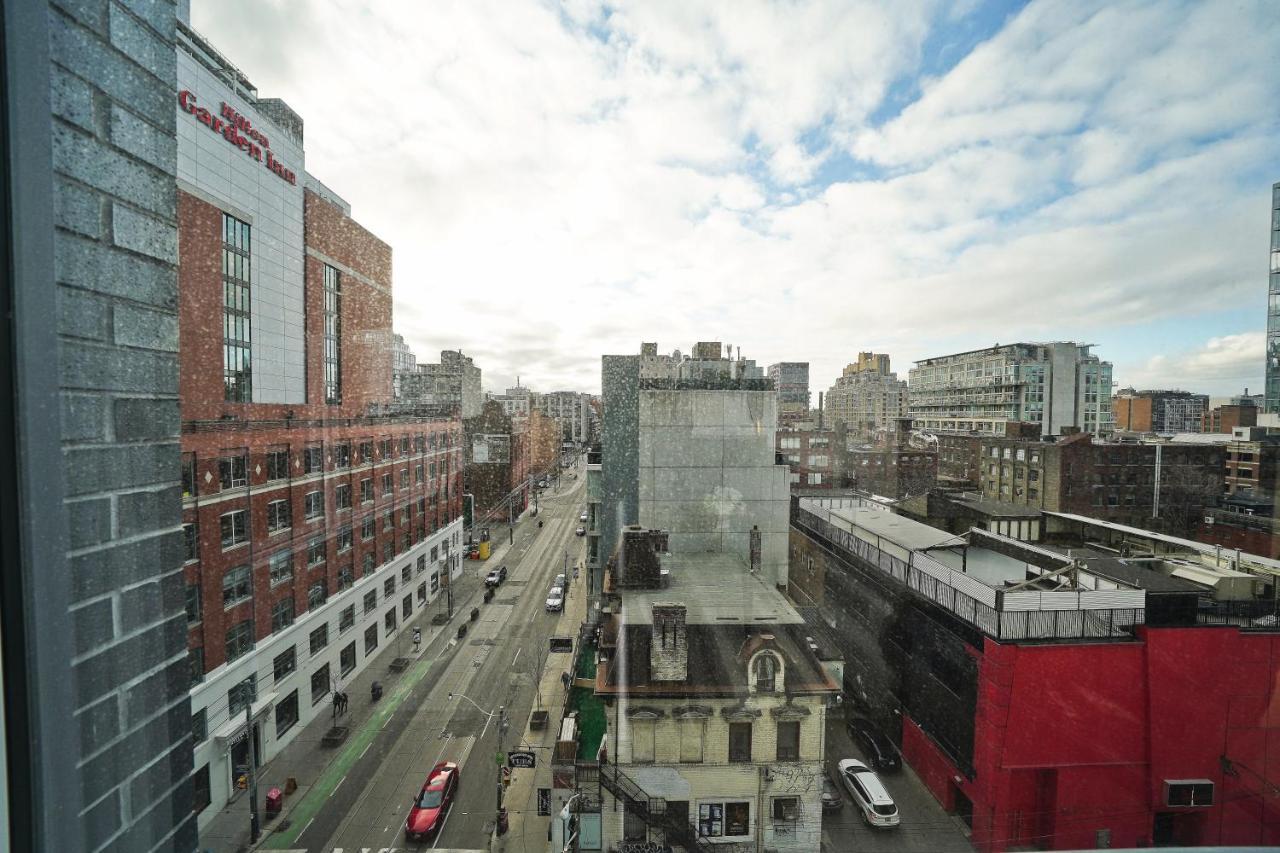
265;787;282;818
371;681;383;702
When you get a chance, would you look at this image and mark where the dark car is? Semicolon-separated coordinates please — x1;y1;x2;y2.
405;761;459;841
821;775;844;811
847;717;900;772
484;565;507;587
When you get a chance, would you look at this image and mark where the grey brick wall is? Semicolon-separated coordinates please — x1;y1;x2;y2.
47;0;197;850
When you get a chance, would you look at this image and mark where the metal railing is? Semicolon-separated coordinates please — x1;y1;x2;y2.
594;763;717;853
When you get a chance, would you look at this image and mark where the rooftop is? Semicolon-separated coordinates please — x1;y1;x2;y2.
610;551;803;626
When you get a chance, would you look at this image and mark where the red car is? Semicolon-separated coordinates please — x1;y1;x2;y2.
404;761;459;841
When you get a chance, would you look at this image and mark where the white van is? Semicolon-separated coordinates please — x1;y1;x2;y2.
837;758;899;828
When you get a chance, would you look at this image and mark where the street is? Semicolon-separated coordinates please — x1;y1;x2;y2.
821;710;973;852
282;460;587;852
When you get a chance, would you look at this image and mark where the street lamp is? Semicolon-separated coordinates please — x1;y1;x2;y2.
448;692;509;833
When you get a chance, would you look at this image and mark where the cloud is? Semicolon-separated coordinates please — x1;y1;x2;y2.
190;0;1280;395
1117;332;1264;394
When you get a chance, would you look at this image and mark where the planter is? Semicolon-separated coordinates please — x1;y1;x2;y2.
529;710;549;731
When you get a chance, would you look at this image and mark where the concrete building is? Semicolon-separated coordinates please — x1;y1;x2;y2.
1266;181;1280;413
1204;392;1260;433
535;390;591;444
401;349;482;418
1113;388;1209;433
462;399;531;524
977;431;1222;538
790;495;1280;851
176;24;464;828
3;3;197;849
550;532;837;852
487;383;533;421
909;342;1114;436
391;333;416;401
777;428;837;489
767;362;811;430
823;352;908;438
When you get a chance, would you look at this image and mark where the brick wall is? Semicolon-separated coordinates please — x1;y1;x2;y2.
48;0;197;849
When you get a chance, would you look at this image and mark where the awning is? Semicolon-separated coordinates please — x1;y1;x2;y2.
213;691;279;747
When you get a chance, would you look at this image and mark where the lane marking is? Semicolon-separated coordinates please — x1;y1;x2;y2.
360;743;372;760
512;648;521;667
432;802;455;849
332;774;346;796
299;817;314;838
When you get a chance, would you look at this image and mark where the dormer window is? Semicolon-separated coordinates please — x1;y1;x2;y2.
753;652;779;693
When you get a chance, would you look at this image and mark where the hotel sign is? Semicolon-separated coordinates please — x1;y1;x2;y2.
177;90;297;185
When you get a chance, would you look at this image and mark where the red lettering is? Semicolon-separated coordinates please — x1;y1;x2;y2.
197;107;213;128
178;90;198;113
220;102;236;121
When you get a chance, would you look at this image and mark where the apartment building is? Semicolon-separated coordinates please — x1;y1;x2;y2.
767;362;811;430
776;429;837;489
391;333;417;401
1265;181;1280;413
400;350;483;418
176;26;463;825
823;352;908;438
535;389;592;443
909;342;1113;436
1204;394;1259;433
1113;388;1209;433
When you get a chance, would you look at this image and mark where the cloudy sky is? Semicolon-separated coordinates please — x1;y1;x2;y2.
193;0;1280;398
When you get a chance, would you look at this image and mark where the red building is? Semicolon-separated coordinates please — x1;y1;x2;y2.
791;497;1280;851
176;26;463;823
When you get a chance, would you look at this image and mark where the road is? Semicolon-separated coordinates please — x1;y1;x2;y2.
292;459;587;852
821;709;973;852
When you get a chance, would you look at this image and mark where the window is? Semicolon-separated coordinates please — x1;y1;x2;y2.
698;801;750;838
275;691;299;737
303;445;323;474
364;623;379;654
266;448;290;481
311;663;331;705
401;564;412;584
361;478;374;503
222;565;251;606
182;454;197;498
399;469;409;489
339;604;356;632
182;522;199;562
679;717;704;763
338;524;353;552
323;264;342;403
225;619;254;663
267;499;291;534
185;583;201;624
193;765;211;815
399;435;410;456
307;537;325;566
304;490;324;520
273;647;296;682
771;797;800;822
401;532;410;552
383;509;393;531
776;721;800;761
728;722;752;762
631;717;655;763
340;642;357;676
336;484;352;510
219;454;248;490
415;464;424;484
334;442;351;468
269;550;293;585
221;213;252;401
309;579;328;611
382;473;393;496
364;590;378;614
338;564;355;592
310;623;329;655
383;541;394;563
188;648;205;686
402;594;412;620
192;707;207;744
271;598;295;633
417;582;427;604
363;553;375;576
220;510;248;548
753;654;778;692
361;515;375;540
380;438;392;459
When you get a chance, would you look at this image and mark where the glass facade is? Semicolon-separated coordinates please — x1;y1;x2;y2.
1267;183;1280;412
324;263;342;404
222;213;253;402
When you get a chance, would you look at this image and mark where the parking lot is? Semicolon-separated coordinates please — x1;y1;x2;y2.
822;711;974;852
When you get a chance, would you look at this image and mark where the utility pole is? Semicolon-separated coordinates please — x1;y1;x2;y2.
446;558;454;618
496;705;508;832
242;679;261;843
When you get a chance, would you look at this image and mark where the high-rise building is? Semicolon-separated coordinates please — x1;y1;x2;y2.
909;342;1113;436
401;350;483;418
1112;388;1209;433
391;333;417;401
767;362;810;429
824;352;908;437
1266;181;1280;413
534;390;591;443
176;23;463;827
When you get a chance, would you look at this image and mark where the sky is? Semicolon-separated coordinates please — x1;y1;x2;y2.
193;0;1280;398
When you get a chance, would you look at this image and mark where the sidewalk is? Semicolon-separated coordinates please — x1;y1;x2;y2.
495;558;591;853
200;531;526;853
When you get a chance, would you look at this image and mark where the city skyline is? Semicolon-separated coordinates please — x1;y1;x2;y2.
193;0;1279;395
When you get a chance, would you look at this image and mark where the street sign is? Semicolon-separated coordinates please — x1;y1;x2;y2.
495;751;505;766
537;787;551;816
508;750;536;769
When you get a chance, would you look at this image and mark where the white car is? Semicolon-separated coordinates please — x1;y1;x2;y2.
579;512;588;522
837;759;899;828
545;589;564;612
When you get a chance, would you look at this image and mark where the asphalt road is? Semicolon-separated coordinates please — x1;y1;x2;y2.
296;463;587;852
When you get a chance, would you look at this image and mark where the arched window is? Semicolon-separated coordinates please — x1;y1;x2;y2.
753;653;778;693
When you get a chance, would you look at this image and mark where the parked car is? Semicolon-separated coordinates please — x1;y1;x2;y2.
405;761;459;841
546;588;564;612
575;526;586;536
821;775;844;812
837;759;899;828
579;512;588;522
484;565;507;587
554;573;567;589
846;717;900;772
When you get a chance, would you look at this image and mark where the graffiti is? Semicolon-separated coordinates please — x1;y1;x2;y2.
618;842;668;853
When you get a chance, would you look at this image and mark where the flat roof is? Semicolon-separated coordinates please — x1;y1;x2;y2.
827;503;960;551
618;551;803;626
950;494;1042;519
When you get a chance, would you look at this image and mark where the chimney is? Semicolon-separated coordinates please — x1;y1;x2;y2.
749;525;761;575
651;603;688;682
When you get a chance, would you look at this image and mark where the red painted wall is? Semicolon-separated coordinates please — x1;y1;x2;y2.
900;627;1280;852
